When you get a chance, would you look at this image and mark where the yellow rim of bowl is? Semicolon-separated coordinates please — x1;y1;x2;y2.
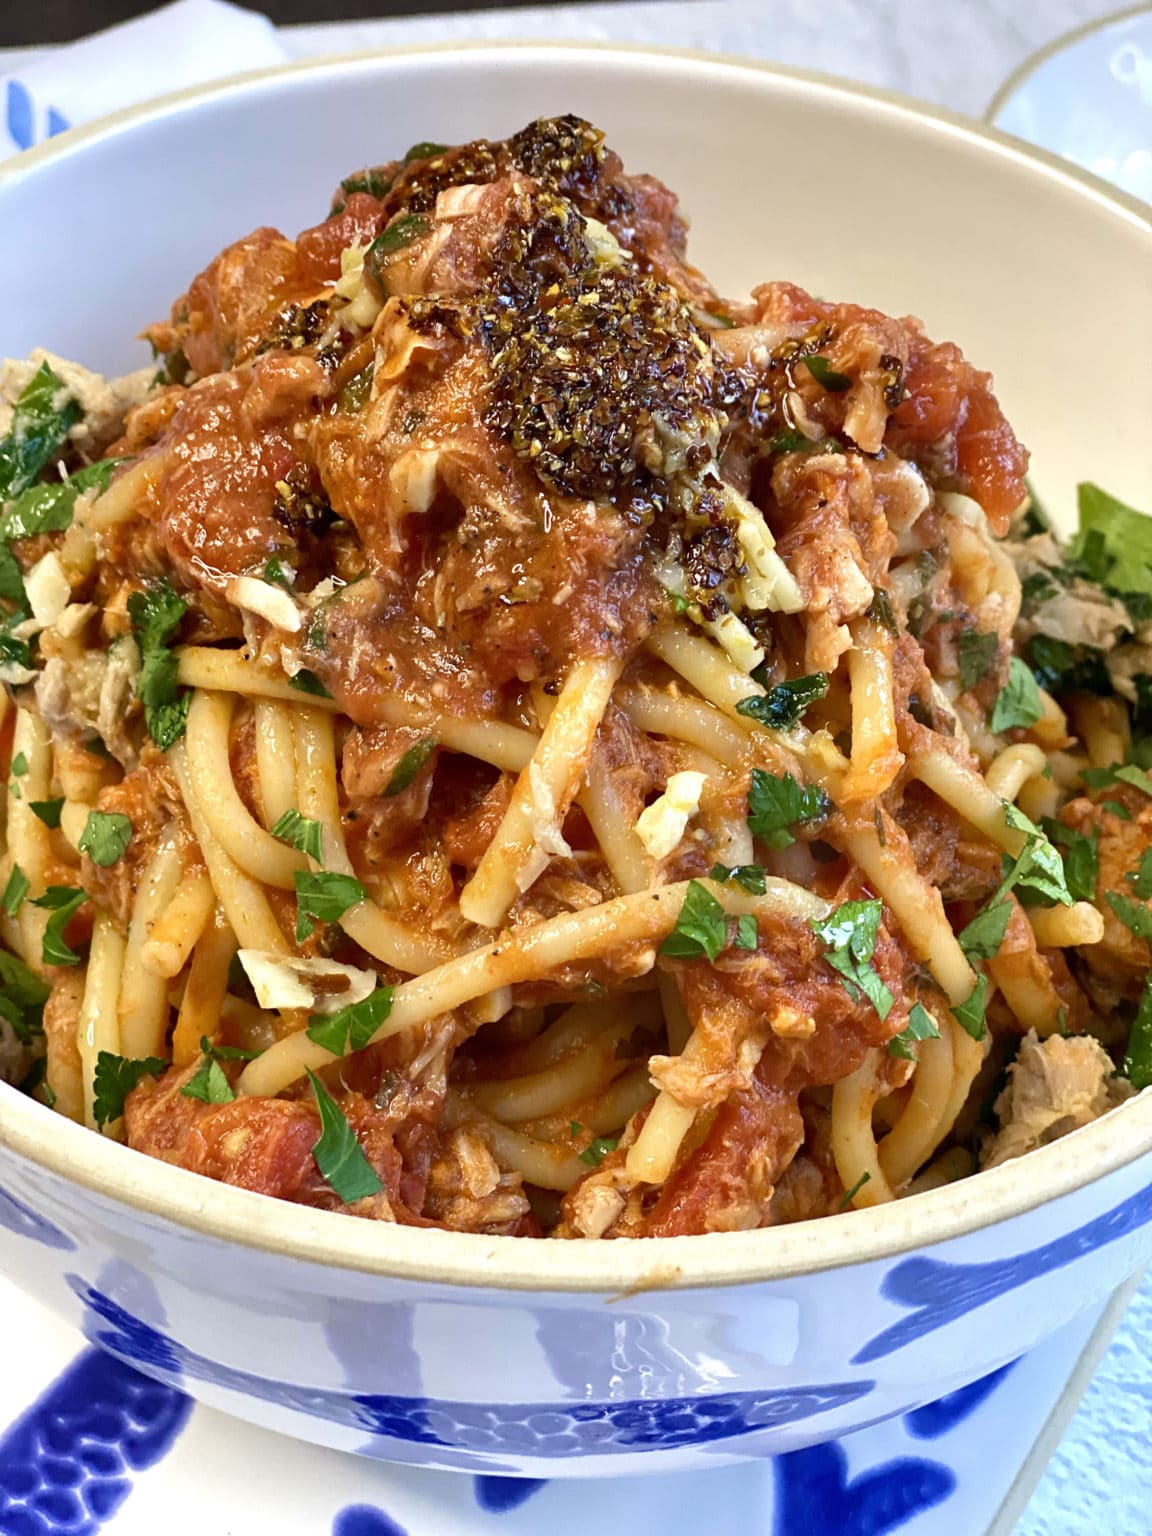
1;43;1151;1294
985;3;1152;125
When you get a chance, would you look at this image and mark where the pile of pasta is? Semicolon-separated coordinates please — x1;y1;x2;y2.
1;116;1150;1239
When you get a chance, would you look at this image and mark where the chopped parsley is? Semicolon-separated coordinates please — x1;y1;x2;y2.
998;804;1073;908
839;1171;871;1210
578;1135;619;1167
305;986;395;1055
804;355;851;392
1042;820;1098;903
746;769;830;849
957;900;1012;962
989;657;1043;734
294;870;366;942
1105;891;1152;942
29;798;63;829
952;973;989;1040
1124;975;1152;1091
288;669;331;698
887;1001;941;1061
0;946;49;1043
30;885;88;966
1;865;28;917
305;1068;383;1204
77;810;132;867
385;738;437;795
811;899;893;1021
736;673;828;730
270;808;324;864
957;630;1000;691
0;362;80;502
1127;849;1152;901
660;880;727;963
1069;483;1152;609
10;753;27;779
732;914;758;951
1026;635;1111;698
867;588;898;634
0;457;122;543
180;1056;235;1105
262;556;294;589
92;1051;166;1129
1081;763;1152;799
708;862;767;895
127;581;190;750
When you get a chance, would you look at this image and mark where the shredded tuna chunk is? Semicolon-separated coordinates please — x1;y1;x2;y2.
982;1030;1132;1168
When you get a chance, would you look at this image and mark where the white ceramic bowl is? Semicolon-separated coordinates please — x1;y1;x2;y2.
1;45;1152;1478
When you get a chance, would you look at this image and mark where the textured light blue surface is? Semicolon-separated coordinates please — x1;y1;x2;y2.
1019;1274;1152;1536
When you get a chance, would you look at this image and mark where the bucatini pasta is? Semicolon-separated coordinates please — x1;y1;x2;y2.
1;116;1151;1238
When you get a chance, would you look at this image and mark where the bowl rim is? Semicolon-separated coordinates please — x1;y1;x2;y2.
984;2;1152;125
2;41;1151;1294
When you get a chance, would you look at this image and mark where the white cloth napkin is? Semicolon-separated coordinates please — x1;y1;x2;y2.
0;0;288;162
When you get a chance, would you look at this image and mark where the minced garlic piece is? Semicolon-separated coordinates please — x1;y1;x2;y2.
635;770;707;860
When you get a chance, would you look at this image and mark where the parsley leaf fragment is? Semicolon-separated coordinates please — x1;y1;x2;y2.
660;880;727;964
989;657;1044;734
180;1056;235;1105
270;808;324;864
736;673;828;730
1;865;28;917
957;630;1000;692
305;986;395;1055
92;1051;166;1129
578;1135;619;1168
887;1001;941;1060
386;738;437;796
1124;975;1152;1091
811;899;894;1021
305;1068;383;1204
952;973;989;1040
1043;820;1098;903
78;810;132;867
708;862;767;895
957;901;1011;962
127;581;190;750
294;870;366;942
29;798;63;829
746;769;830;849
30;885;87;966
0;362;80;502
1105;891;1152;942
1127;850;1152;901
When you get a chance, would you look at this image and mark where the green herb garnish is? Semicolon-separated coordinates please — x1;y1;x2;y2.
811;899;893;1021
1;865;28;917
294;870;366;942
746;769;830;849
92;1051;166;1128
270;808;324;864
30;886;88;966
29;798;63;829
77;810;132;867
887;1001;941;1061
989;657;1043;734
708;863;767;895
957;630;1000;691
305;986;395;1056
736;673;828;730
127;580;190;750
385;739;437;796
305;1068;383;1204
659;880;727;964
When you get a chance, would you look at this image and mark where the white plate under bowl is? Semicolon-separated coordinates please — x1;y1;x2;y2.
988;4;1152;202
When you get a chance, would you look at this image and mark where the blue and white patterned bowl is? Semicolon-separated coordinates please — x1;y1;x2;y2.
1;45;1151;1478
